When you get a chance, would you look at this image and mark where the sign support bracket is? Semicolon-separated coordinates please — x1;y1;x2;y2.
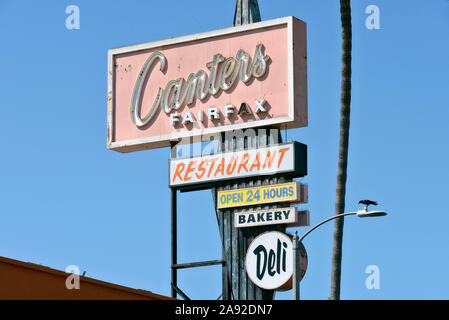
170;143;230;300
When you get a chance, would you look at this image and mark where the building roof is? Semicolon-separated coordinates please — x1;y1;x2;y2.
0;255;172;300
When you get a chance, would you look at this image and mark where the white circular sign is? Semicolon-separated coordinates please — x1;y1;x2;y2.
245;231;296;291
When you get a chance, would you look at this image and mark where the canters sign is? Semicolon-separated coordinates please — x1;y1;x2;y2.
245;231;307;291
107;16;307;152
169;142;306;189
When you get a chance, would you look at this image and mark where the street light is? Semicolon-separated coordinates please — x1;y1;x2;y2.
292;203;387;300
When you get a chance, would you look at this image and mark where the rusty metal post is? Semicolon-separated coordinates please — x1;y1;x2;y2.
213;1;290;300
234;0;261;25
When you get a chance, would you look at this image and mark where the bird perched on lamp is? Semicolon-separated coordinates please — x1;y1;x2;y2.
359;200;378;211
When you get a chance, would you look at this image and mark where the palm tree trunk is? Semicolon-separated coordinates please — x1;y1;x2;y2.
330;0;352;300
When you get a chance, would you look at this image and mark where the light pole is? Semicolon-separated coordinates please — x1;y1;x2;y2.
292;204;387;300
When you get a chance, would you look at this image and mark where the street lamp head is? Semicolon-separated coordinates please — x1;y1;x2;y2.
356;209;387;218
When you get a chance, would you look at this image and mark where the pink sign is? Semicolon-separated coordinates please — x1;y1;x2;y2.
107;16;307;153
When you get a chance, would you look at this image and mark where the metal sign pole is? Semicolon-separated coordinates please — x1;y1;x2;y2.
171;144;178;299
292;232;300;300
171;187;177;298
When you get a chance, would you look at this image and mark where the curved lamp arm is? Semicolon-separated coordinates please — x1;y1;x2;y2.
298;212;357;244
293;209;386;300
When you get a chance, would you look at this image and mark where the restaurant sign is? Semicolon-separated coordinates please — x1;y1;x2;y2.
169;142;306;189
107;16;307;153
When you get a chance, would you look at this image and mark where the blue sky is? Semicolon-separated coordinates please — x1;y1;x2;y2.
0;0;448;300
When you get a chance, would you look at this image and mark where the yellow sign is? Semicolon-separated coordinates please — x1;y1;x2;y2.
217;182;307;209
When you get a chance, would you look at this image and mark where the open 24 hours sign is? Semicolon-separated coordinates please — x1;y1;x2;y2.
169;141;306;190
217;182;307;209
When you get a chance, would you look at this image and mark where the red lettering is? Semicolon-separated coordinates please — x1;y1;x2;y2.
226;156;238;175
195;160;207;179
263;150;276;169
184;161;197;182
207;158;219;177
172;162;185;182
214;158;225;177
249;152;261;172
238;153;250;173
277;147;290;168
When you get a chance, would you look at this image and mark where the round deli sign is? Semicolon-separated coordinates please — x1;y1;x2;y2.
245;231;307;291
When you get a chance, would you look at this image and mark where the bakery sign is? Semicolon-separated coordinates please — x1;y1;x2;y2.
107;16;307;153
235;207;310;228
